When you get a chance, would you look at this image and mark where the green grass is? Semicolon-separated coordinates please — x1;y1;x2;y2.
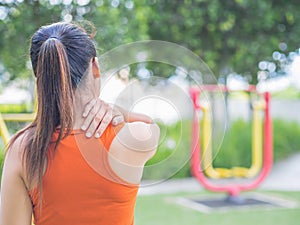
135;191;300;225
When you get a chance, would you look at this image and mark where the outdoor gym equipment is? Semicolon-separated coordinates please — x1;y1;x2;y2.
201;93;264;178
189;85;273;197
0;112;35;146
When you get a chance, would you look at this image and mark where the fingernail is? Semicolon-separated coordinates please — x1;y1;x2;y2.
86;132;92;138
81;126;86;131
95;133;100;138
113;117;121;126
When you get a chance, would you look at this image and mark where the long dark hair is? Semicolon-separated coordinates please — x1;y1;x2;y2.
8;22;97;190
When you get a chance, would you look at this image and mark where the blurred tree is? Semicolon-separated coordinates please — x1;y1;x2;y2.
146;0;300;82
0;0;63;80
0;0;151;82
0;0;300;83
86;0;151;51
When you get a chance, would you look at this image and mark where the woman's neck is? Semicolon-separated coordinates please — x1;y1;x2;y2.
72;70;101;130
72;89;98;129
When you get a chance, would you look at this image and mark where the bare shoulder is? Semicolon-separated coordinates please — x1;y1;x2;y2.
115;121;160;152
108;122;160;184
4;131;29;181
0;131;33;225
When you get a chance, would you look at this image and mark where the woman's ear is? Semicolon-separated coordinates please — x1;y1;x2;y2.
92;57;100;78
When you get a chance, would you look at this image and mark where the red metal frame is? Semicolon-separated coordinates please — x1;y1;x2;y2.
189;85;273;196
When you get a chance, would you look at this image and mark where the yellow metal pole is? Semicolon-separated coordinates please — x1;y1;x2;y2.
1;113;36;122
201;102;221;178
247;100;265;177
0;113;10;147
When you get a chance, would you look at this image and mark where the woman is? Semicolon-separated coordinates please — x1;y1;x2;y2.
0;22;160;225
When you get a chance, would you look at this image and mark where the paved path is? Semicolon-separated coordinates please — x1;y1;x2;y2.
138;153;300;196
260;153;300;191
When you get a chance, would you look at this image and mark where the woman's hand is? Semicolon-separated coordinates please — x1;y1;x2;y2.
81;99;124;138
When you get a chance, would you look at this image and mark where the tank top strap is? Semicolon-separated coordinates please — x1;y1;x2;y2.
100;122;125;150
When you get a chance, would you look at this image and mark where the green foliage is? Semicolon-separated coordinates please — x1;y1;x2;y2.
0;103;32;113
272;87;300;99
214;119;300;169
143;120;193;180
146;0;300;80
273;119;300;159
213;119;252;168
214;119;300;168
1;0;300;83
0;0;63;81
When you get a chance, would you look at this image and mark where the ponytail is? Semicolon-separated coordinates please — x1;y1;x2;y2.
9;38;74;192
26;38;74;187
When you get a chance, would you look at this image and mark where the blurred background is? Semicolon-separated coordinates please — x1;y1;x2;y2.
0;0;300;87
1;0;300;224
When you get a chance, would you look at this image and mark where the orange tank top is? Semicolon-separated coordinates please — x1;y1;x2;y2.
29;123;139;225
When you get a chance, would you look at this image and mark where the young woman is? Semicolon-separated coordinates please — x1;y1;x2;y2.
0;22;160;225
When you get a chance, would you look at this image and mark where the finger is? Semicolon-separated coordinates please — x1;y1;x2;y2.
94;111;113;138
110;105;125;125
81;106;98;131
112;115;124;126
82;98;97;118
81;99;103;130
85;106;107;138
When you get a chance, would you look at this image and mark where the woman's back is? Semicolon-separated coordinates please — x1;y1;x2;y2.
30;124;139;225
